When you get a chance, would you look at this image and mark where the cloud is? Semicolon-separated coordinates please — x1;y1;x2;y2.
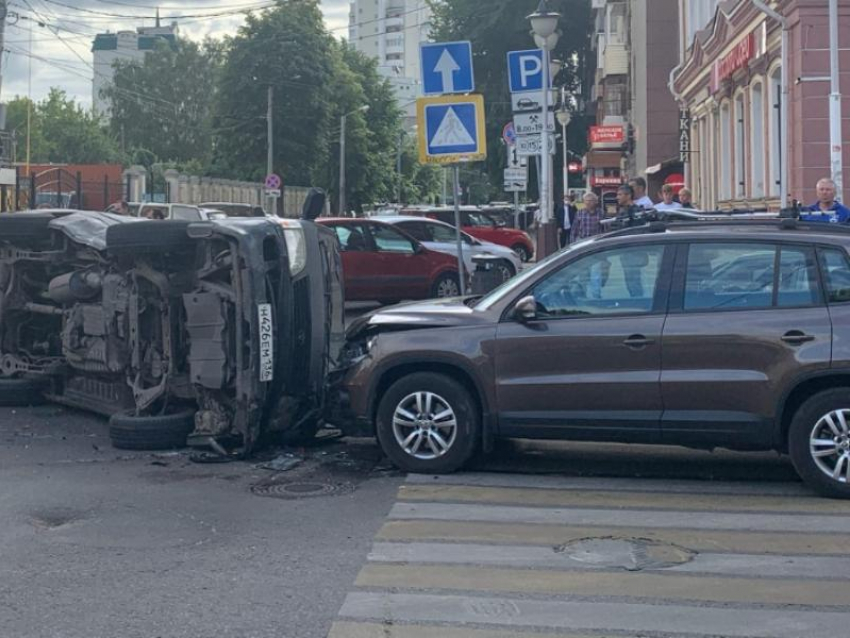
2;0;353;108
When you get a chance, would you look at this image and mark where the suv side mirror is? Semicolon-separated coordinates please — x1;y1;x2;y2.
513;295;537;322
301;188;326;221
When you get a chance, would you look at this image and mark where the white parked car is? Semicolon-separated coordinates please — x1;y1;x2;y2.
378;215;522;282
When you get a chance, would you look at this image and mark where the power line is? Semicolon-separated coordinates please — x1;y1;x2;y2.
40;0;277;20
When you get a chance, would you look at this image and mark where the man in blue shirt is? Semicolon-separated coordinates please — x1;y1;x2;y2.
801;178;850;223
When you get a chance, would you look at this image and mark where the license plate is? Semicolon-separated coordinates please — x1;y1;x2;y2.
258;303;274;382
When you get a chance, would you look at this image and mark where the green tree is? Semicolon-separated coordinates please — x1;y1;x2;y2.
212;0;338;188
212;1;404;213
429;0;593;199
107;38;223;165
4;90;121;164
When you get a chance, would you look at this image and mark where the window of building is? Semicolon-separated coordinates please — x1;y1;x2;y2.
603;81;627;117
734;92;746;198
750;81;765;199
768;65;783;199
719;101;732;201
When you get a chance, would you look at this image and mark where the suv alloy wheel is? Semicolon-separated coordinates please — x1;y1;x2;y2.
789;389;850;498
376;372;479;473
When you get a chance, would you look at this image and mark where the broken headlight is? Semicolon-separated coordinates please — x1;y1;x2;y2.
341;336;376;365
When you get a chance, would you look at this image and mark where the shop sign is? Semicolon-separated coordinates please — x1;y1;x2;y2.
711;32;755;93
679;109;691;163
591;176;623;187
589;125;625;145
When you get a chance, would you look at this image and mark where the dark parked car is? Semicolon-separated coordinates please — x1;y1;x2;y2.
331;218;850;498
317;218;462;304
0;191;343;455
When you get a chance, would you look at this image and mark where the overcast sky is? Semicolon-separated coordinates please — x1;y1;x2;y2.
2;0;351;108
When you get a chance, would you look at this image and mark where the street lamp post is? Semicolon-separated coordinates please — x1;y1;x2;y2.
528;0;561;259
556;87;572;213
339;105;370;216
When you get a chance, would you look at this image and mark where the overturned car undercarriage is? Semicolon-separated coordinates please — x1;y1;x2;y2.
0;202;342;456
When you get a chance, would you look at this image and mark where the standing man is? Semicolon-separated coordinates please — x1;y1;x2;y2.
653;184;682;211
616;184;641;227
629;177;654;209
801;178;850;223
571;192;603;242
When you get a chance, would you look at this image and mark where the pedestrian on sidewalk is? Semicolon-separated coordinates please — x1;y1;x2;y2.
629;177;654;209
678;187;695;209
571;192;603;242
653;184;682;211
800;178;850;223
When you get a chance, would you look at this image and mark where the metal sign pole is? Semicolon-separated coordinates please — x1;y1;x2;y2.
452;164;466;295
514;190;520;229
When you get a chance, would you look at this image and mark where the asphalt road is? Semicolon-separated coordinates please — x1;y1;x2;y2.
3;403;845;638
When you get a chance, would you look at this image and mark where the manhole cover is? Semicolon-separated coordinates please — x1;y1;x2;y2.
250;480;356;499
554;537;695;571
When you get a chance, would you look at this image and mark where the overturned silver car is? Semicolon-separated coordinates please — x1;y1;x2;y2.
0;192;343;455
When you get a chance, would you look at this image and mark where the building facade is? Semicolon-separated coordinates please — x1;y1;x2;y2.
92;21;178;117
672;0;850;211
348;0;432;124
584;0;681;207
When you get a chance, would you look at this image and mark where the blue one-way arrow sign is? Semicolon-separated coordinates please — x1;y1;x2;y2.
420;41;474;95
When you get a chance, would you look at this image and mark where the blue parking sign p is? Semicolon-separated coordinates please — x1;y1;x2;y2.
508;49;545;93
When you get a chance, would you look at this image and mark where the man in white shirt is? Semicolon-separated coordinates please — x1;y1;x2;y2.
629;177;654;209
652;184;682;211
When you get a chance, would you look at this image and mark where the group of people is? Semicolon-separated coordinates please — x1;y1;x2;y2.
554;177;698;248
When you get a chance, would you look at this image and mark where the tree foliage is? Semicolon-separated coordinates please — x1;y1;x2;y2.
5;90;121;164
429;0;593;200
107;38;223;165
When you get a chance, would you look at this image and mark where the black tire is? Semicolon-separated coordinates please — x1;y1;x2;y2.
106;220;195;255
431;272;461;298
0;214;54;241
511;244;531;263
789;389;850;498
108;409;195;451
376;372;480;474
495;260;516;283
0;377;48;407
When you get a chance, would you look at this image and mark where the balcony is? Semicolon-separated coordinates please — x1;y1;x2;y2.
603;43;628;77
385;16;404;32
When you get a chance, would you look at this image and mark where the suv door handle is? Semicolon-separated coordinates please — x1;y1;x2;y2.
781;331;816;345
623;335;655;348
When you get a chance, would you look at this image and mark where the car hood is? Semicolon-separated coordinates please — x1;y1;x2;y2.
347;297;489;338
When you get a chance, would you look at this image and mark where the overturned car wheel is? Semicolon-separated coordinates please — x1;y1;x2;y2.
0;377;48;407
106;221;196;255
108;410;196;451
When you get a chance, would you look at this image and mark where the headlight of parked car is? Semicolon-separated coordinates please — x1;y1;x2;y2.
278;220;307;276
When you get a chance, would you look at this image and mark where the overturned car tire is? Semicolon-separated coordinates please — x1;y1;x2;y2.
106;221;196;255
0;377;48;407
108;410;196;451
0;214;55;241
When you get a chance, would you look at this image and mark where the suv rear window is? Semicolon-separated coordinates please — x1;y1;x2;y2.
819;247;850;303
684;243;820;311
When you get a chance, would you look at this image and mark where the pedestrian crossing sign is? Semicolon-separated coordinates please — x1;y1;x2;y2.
417;94;487;164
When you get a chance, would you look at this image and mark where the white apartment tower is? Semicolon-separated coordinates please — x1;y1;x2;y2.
348;0;432;122
92;18;178;117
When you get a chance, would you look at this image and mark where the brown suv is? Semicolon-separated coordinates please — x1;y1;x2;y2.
330;219;850;498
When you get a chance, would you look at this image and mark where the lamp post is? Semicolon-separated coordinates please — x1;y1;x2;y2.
556;88;572;211
339;104;370;216
528;0;561;258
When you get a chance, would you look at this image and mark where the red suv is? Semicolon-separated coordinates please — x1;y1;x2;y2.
405;208;535;262
317;218;461;304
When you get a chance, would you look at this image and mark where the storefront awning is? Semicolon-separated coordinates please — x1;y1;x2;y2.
584;150;623;169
